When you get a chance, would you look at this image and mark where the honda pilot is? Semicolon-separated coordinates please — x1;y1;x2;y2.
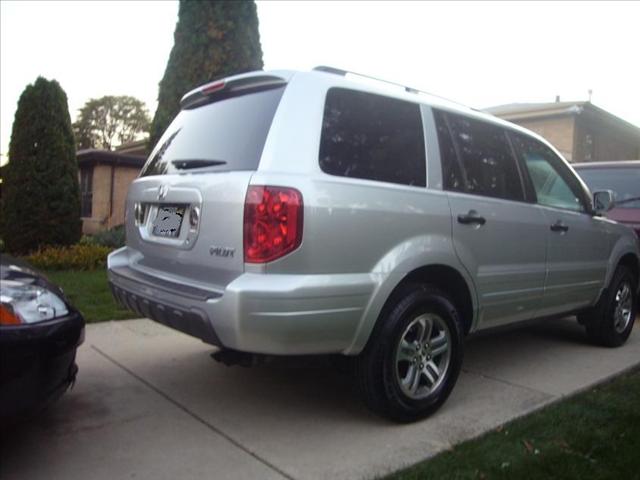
108;67;639;422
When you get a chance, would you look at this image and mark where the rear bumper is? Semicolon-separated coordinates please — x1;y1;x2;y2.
108;247;375;355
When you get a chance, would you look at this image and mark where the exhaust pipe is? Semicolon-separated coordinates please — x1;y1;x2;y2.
210;349;260;367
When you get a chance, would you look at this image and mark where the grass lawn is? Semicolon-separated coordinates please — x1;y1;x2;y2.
388;368;640;480
44;269;139;323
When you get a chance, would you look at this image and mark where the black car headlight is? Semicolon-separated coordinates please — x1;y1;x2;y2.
0;280;69;325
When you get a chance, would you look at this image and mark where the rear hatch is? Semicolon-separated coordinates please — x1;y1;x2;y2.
124;75;287;289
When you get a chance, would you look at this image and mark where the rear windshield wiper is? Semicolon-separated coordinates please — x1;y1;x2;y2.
172;159;227;170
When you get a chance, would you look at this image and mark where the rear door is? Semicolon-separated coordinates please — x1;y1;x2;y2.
511;132;611;315
433;109;548;328
125;81;286;288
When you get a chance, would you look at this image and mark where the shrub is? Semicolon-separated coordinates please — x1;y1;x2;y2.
90;224;126;249
2;77;81;254
25;244;111;271
79;235;95;246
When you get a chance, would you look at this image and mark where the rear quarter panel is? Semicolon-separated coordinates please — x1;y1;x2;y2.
253;73;478;353
253;172;477;354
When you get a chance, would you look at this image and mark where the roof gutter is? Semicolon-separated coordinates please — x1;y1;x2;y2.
497;105;584;122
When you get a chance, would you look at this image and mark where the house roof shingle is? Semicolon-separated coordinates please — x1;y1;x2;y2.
484;101;640;138
76;149;146;168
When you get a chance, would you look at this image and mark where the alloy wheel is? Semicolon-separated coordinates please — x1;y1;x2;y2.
394;313;452;400
613;282;633;334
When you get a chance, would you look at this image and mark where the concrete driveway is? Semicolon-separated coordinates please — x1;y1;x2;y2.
2;317;639;480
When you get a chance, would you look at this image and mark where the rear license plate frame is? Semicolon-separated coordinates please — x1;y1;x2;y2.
152;205;186;238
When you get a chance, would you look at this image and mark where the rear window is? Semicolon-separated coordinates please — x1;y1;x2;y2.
319;88;426;187
577;167;640;208
140;86;285;177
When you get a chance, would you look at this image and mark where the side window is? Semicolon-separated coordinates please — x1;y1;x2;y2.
319;88;426;187
434;110;524;201
512;133;586;212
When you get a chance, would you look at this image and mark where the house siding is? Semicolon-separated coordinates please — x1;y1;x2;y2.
573;114;640;162
489;103;640;163
82;164;110;235
80;164;141;234
110;166;139;229
509;116;576;161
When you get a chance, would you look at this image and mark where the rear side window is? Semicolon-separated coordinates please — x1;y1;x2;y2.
434;110;524;201
140;86;285;177
319;88;426;187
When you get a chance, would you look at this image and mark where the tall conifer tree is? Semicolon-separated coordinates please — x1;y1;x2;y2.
2;77;81;253
149;0;263;149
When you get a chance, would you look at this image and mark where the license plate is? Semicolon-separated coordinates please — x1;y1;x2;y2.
152;206;186;238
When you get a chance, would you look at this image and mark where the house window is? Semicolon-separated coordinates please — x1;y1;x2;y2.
80;168;93;217
583;133;594;161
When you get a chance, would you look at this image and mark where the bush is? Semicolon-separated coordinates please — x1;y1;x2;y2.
2;77;81;254
89;224;126;249
79;235;94;246
25;244;111;271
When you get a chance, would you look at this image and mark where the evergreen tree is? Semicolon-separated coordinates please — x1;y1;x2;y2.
2;77;81;254
149;0;263;149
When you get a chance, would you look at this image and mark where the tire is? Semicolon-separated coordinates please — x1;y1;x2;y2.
355;284;464;423
580;266;637;347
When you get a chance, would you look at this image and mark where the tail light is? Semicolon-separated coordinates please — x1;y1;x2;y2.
243;186;303;263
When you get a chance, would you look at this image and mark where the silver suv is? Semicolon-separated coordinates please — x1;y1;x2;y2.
108;67;639;422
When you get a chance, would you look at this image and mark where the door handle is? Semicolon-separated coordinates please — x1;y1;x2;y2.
550;221;569;233
457;210;486;226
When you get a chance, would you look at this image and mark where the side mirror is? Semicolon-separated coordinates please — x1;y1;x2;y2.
593;190;615;215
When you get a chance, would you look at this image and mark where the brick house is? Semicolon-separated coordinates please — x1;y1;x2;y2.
486;101;640;163
77;140;146;234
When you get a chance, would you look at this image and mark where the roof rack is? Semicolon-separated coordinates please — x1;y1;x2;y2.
313;65;477;111
314;66;420;94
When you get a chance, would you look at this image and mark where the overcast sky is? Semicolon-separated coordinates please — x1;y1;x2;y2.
1;1;639;165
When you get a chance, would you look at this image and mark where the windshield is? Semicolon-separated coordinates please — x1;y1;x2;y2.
576;166;640;208
140;86;285;177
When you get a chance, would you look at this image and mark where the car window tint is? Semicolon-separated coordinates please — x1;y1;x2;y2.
439;111;524;201
433;109;465;191
512;133;585;212
319;88;426;187
140;86;285;177
576;167;640;209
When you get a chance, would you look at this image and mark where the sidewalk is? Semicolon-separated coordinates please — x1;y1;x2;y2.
2;317;639;480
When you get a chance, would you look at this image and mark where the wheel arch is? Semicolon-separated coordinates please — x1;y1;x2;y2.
346;262;478;355
617;252;639;287
402;265;475;335
604;233;640;294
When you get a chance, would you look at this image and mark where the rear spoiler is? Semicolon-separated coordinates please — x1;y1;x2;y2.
180;75;287;110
